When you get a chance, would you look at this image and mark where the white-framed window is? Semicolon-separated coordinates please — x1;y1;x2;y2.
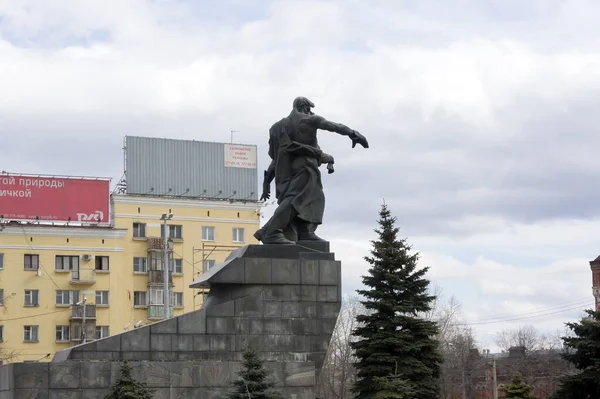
55;325;70;342
95;291;109;306
0;325;3;342
133;291;147;307
0;289;4;306
232;228;245;243
201;226;215;241
56;290;80;306
172;258;183;274
203;259;216;271
95;326;110;339
24;289;39;306
0;253;4;269
162;224;183;240
24;254;39;270
55;255;79;271
133;257;147;273
95;256;109;271
149;288;163;305
23;325;39;342
173;292;183;307
133;222;146;238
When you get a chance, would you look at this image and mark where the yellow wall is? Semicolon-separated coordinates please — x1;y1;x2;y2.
0;194;260;363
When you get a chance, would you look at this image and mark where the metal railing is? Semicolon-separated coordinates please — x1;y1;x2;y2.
70;304;96;319
147;270;173;285
147;237;173;251
147;304;173;319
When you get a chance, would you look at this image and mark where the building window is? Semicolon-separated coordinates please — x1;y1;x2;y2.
133;257;147;273
133;223;146;238
203;259;216;271
202;226;215;241
55;325;70;342
95;291;109;306
23;325;39;342
232;228;245;243
0;325;3;342
0;253;4;269
56;290;80;306
24;254;39;270
162;224;183;240
133;291;147;307
0;289;3;306
149;288;163;305
173;292;183;307
24;290;39;306
173;258;183;274
95;326;110;339
95;256;109;271
55;255;79;271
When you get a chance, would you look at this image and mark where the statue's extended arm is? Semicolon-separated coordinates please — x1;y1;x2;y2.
305;115;369;148
260;160;275;201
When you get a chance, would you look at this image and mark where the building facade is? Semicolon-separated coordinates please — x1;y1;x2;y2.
0;194;260;363
590;255;600;311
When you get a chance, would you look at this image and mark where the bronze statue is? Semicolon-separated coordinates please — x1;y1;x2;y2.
254;97;369;244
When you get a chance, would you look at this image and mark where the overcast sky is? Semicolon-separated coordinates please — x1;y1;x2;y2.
1;0;598;351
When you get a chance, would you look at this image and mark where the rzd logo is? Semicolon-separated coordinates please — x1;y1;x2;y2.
76;211;104;222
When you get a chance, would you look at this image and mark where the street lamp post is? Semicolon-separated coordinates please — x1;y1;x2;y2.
161;212;173;319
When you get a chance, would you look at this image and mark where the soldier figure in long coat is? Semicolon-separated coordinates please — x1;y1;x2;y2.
254;97;369;245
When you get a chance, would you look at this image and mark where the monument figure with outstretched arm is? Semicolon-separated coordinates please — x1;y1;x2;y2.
254;97;369;245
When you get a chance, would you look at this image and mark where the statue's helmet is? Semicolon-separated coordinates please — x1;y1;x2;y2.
293;96;315;113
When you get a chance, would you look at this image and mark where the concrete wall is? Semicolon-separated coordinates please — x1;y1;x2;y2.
0;360;315;398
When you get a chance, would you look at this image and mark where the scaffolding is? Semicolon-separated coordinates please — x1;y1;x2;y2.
191;244;242;310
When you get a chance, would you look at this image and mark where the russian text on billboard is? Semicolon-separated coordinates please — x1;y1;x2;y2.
0;175;109;223
224;144;257;169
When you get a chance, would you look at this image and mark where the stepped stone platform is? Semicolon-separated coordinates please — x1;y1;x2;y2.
0;241;341;399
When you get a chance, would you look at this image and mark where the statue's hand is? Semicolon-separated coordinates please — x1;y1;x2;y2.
260;190;271;201
321;153;334;164
327;163;335;174
350;130;369;149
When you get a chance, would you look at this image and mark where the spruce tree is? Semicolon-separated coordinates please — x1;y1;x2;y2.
501;372;534;399
227;343;284;399
551;309;600;399
351;204;442;399
105;360;155;399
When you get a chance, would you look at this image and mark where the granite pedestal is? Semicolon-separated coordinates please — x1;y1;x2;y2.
0;242;341;399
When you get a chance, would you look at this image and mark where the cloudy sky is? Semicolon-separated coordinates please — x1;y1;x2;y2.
1;0;598;351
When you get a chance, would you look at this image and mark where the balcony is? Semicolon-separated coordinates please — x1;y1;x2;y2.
147;304;173;320
147;237;173;251
69;321;97;345
147;269;173;286
70;304;96;320
70;269;96;285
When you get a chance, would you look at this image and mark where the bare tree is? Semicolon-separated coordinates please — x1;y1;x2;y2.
495;325;544;353
317;295;365;399
0;341;20;365
494;325;575;397
424;285;478;399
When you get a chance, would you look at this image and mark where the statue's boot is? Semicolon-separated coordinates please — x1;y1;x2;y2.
263;231;296;244
253;228;266;242
297;223;326;241
297;232;326;241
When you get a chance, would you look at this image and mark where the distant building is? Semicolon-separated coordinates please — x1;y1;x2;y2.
590;255;600;311
443;347;574;399
0;136;261;363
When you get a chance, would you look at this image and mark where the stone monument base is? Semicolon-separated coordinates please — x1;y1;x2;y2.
0;242;341;399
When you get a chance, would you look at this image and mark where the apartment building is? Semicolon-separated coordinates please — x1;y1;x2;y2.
0;136;261;363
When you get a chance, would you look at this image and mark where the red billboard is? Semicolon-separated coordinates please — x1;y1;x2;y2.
0;174;110;223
